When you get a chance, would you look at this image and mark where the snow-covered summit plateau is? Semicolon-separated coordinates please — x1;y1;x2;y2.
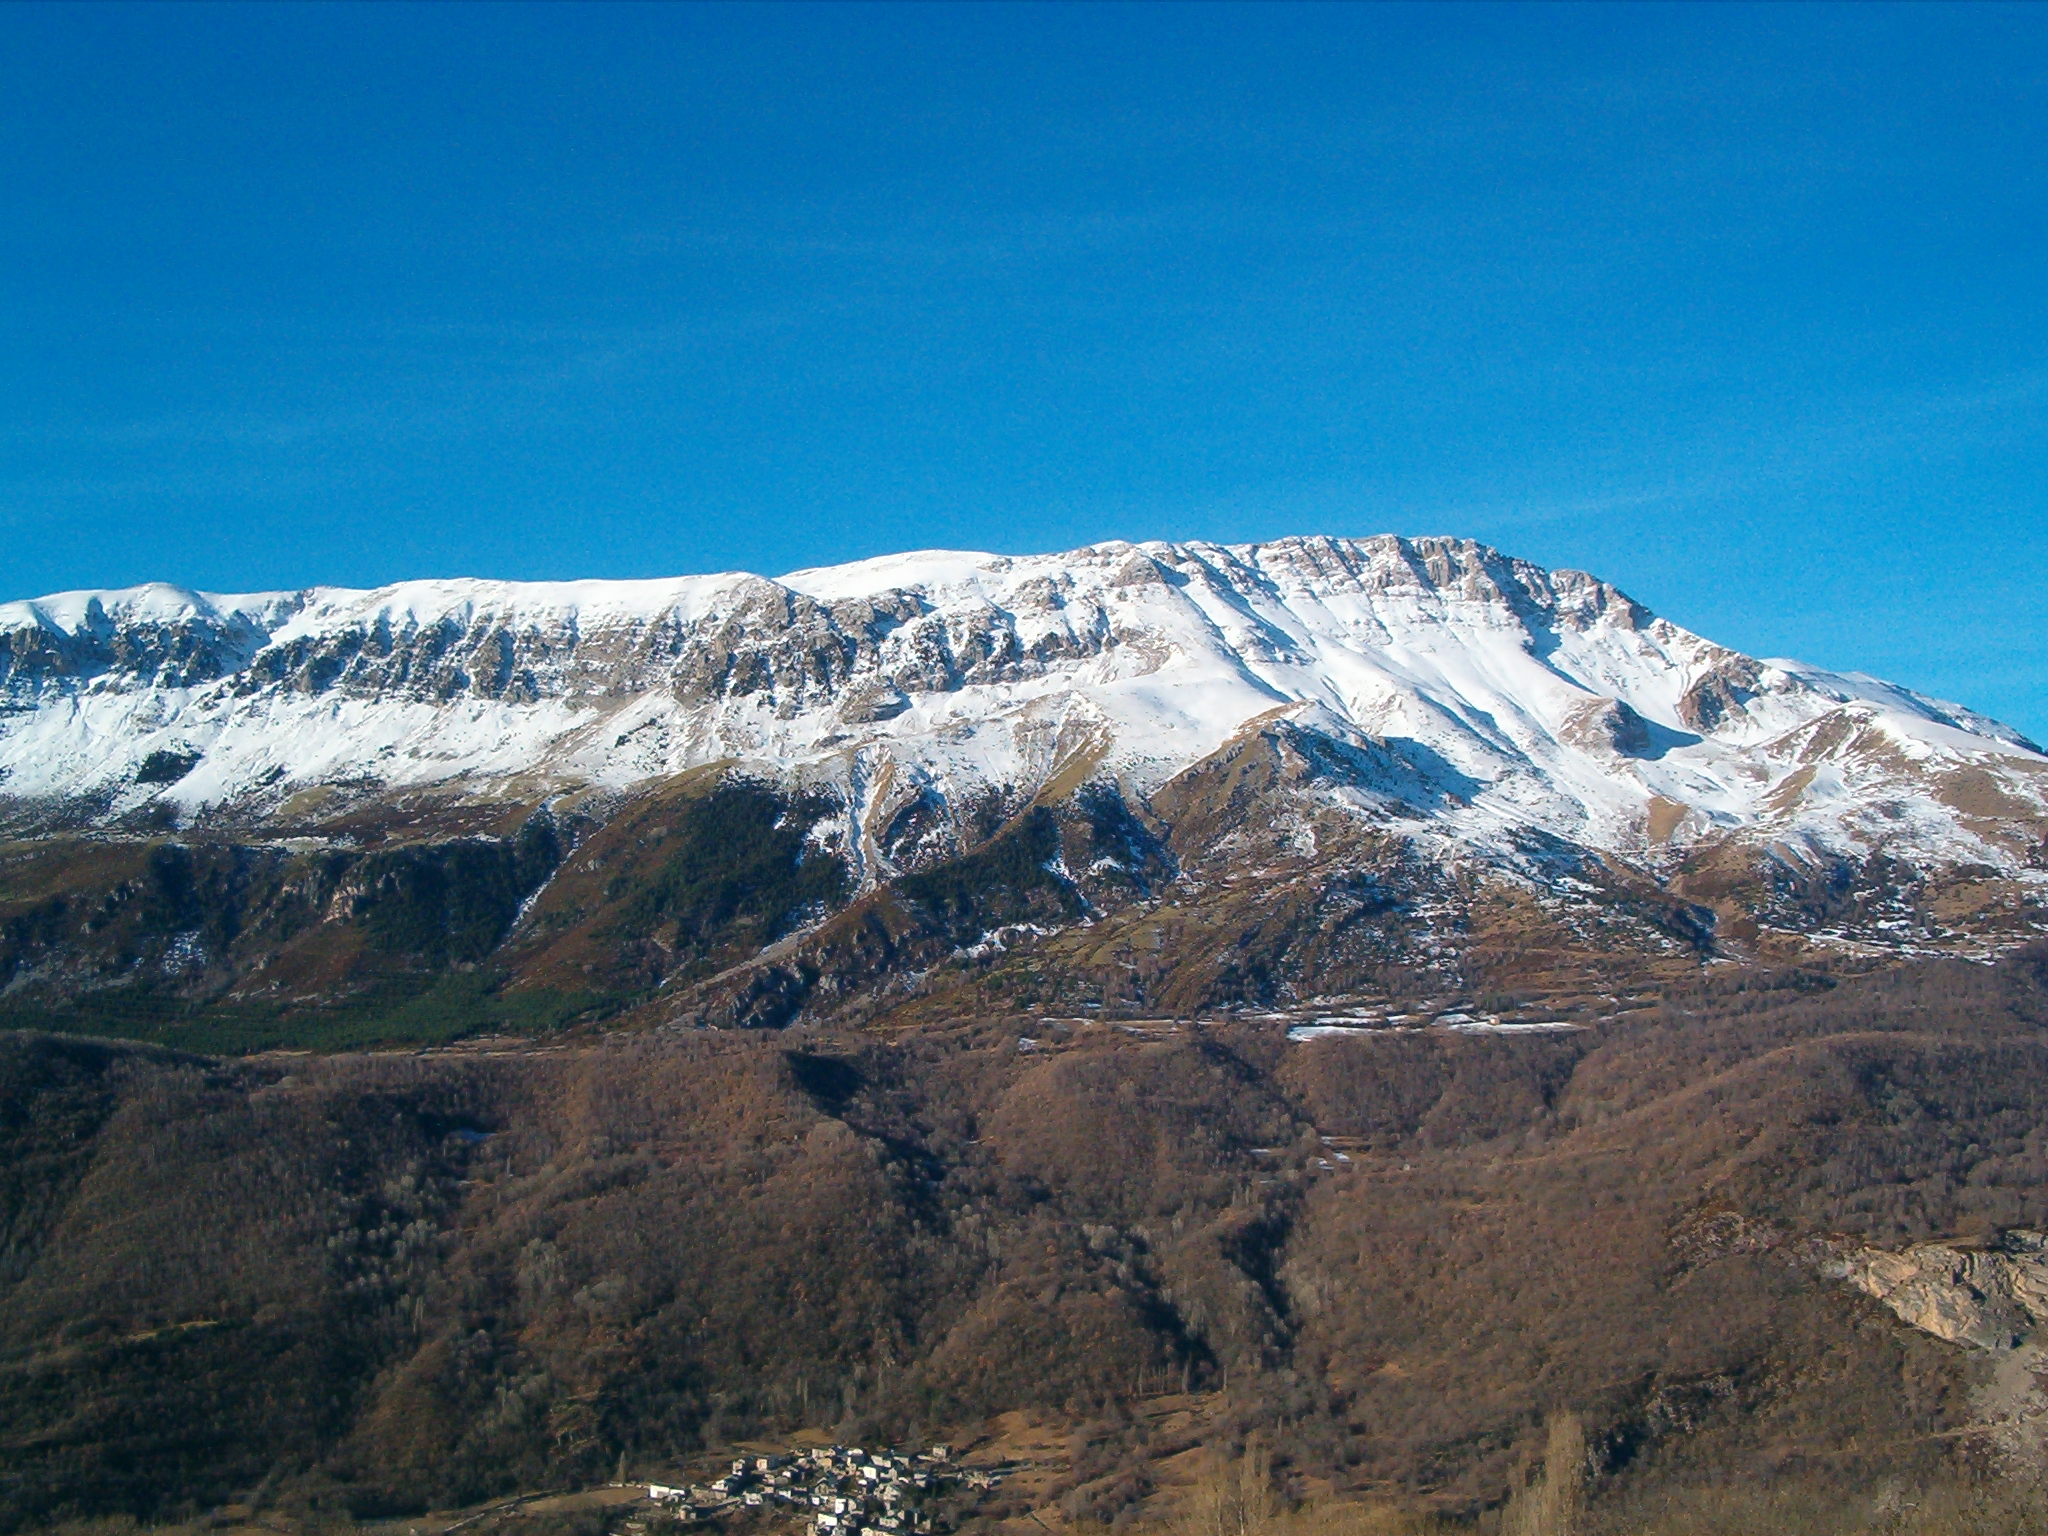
3;534;2044;881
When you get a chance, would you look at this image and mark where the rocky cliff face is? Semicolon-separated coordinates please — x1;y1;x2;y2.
1671;1204;2048;1479
7;536;2043;853
1807;1231;2048;1477
2;535;2044;1032
1822;1232;2048;1351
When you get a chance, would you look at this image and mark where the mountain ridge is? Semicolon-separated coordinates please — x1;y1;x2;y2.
5;531;2040;792
8;548;2048;1528
2;534;2044;1041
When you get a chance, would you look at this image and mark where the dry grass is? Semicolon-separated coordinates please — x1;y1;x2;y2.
1589;1476;2048;1536
1153;1434;2048;1536
1162;1444;1448;1536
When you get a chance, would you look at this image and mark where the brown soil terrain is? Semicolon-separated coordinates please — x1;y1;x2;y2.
5;946;2048;1533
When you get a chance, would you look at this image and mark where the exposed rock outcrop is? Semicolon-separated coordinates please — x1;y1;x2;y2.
1676;1210;2048;1353
1820;1232;2048;1351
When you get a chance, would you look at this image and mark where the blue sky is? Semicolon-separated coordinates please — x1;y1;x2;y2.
3;2;2045;738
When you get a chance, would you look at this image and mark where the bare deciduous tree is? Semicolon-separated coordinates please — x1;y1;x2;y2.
1502;1415;1585;1536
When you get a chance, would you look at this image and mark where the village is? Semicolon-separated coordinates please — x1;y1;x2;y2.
641;1443;1000;1536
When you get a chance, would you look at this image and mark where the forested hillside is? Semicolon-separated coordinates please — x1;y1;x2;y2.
5;946;2047;1531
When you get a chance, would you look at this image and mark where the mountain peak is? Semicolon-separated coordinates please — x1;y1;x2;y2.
1;536;2041;941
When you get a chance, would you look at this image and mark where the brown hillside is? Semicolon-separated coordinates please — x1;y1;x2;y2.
2;946;2046;1530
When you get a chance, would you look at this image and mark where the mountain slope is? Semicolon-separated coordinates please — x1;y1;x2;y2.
1;536;2044;1039
6;949;2048;1527
4;535;2039;861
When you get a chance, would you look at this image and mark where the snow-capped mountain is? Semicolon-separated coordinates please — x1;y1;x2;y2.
4;534;2042;880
